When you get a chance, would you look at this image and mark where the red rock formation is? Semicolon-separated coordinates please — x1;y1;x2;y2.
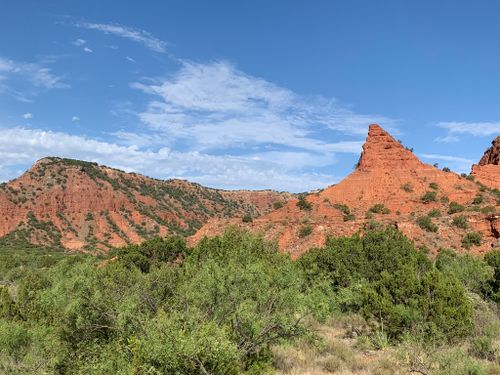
472;136;500;190
0;157;288;250
192;124;499;256
479;136;500;166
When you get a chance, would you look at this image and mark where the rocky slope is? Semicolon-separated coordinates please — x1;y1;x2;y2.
192;125;500;257
0;157;289;250
472;136;500;190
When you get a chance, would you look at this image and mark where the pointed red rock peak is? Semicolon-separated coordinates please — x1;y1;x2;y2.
357;124;424;171
478;136;500;166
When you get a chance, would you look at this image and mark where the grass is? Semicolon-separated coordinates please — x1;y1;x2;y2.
272;317;402;375
273;306;500;375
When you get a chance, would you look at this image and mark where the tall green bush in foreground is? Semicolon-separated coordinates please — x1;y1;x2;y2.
0;226;492;373
299;227;473;342
0;229;333;374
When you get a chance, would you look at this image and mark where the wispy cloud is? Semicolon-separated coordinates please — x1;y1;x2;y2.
0;126;338;191
0;56;68;100
71;116;80;122
438;121;500;137
72;38;86;46
22;112;33;119
434;135;459;143
131;61;393;152
72;38;94;53
74;21;167;53
0;62;393;191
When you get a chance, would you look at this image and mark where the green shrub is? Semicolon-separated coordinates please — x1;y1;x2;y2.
429;182;439;190
115;236;187;272
443;167;451;172
484;250;500;303
369;204;390;214
242;214;253;223
417;216;438;232
472;195;484;205
296;195;312;211
421;191;437;203
435;249;493;294
448;201;465;214
299;227;431;288
333;203;350;215
273;201;284;210
299;224;313;238
343;213;355;222
0;288;16;319
462;232;482;249
300;227;472;342
428;208;441;218
469;336;497;361
6;229;335;372
401;183;413;192
480;206;496;214
452;215;468;229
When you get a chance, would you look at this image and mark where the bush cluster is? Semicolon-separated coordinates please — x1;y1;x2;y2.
296;195;312;211
421;191;438;203
0;227;497;373
299;227;472;342
417;215;438;232
368;203;390;214
448;201;465;214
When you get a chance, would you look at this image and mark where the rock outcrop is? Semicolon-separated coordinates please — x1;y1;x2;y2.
0;157;289;250
472;136;500;190
192;124;500;256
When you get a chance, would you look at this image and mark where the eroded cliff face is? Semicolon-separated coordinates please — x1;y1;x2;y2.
472;136;500;190
0;157;288;250
479;137;500;166
192;125;500;257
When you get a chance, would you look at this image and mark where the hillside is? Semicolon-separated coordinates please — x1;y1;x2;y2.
193;124;500;256
472;136;500;190
0;157;289;250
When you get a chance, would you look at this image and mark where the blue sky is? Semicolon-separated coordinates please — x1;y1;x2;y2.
0;1;499;192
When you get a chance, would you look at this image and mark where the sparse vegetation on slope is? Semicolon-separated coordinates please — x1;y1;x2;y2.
0;157;288;250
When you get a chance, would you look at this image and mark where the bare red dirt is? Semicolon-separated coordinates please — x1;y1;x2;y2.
192;125;500;257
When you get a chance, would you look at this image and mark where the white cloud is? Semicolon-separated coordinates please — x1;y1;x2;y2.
0;126;336;191
126;56;136;63
74;21;167;53
0;56;68;96
73;38;87;46
438;122;500;137
71;116;80;122
131;61;393;153
22;112;33;119
434;135;459;143
83;46;93;53
0;62;393;191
